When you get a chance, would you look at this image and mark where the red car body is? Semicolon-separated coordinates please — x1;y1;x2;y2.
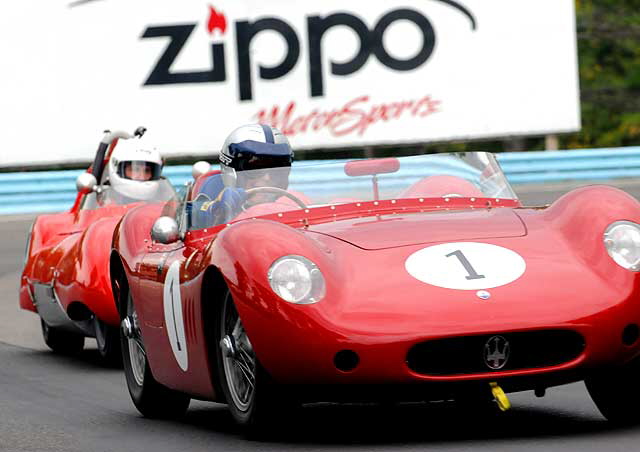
21;205;127;325
111;153;640;426
20;129;176;360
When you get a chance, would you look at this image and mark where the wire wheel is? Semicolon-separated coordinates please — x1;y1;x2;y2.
125;291;146;387
119;275;190;419
213;286;301;432
220;292;256;412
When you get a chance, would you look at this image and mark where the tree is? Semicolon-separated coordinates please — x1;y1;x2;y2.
565;0;640;148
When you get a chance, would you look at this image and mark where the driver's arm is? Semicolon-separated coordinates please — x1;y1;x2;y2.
196;187;247;226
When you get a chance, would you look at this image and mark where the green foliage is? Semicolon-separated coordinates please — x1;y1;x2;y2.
561;0;640;149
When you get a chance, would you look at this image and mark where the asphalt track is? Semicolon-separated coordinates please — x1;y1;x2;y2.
3;181;640;451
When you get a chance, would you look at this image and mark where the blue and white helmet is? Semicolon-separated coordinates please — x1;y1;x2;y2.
219;124;293;174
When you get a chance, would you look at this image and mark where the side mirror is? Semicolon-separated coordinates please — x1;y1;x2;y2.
151;216;180;244
192;161;211;179
76;172;97;194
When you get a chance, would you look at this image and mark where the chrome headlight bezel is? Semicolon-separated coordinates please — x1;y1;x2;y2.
267;255;326;304
604;220;640;272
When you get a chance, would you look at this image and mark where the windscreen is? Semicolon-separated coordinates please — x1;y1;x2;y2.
82;178;177;209
187;152;517;230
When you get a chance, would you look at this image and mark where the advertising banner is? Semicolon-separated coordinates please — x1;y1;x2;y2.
0;0;580;167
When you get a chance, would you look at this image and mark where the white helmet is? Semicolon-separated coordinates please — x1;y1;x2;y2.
106;137;164;201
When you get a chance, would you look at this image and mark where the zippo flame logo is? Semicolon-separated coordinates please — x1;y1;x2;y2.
207;5;227;35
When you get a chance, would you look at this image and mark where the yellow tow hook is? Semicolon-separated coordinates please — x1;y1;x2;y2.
490;382;511;412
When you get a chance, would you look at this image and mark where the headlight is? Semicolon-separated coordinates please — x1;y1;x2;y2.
268;255;326;304
604;221;640;271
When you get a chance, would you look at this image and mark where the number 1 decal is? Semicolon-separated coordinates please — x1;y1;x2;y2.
405;242;525;290
164;261;188;371
169;279;181;352
446;250;486;280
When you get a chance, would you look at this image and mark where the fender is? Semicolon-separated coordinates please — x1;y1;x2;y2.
208;219;349;374
112;203;166;325
21;211;83;311
113;203;164;270
29;212;78;253
210;219;342;304
55;216;122;325
522;185;640;285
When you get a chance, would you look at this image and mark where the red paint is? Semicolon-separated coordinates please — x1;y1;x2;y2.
21;201;140;325
113;182;640;402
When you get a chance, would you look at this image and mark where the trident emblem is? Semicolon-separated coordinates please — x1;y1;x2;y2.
484;335;510;370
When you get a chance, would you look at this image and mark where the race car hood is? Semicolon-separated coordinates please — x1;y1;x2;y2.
297;214;631;338
307;207;526;250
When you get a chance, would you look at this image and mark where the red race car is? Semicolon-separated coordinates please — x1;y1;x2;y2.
20;128;179;364
111;152;640;429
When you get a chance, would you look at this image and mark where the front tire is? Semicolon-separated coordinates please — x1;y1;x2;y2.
214;289;297;431
41;319;84;355
95;317;122;367
121;288;190;419
586;357;640;425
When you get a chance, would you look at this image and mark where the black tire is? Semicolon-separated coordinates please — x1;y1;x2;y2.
586;358;640;425
120;288;190;419
95;317;122;367
40;319;84;355
214;289;297;432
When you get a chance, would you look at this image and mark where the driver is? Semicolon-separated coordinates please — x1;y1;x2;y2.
104;137;165;203
194;123;294;226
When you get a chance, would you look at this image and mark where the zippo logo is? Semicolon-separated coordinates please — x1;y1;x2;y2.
141;1;476;101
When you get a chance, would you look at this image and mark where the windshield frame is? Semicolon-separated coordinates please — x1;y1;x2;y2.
183;151;518;232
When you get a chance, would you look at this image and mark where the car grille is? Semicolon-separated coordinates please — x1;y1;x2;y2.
406;330;585;376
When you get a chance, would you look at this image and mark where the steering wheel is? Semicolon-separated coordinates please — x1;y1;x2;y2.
244;187;308;209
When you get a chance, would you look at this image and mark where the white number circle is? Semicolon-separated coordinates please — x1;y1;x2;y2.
163;261;188;371
405;242;526;290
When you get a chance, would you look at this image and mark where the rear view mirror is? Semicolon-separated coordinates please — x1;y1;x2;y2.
344;158;400;177
344;158;400;201
76;172;97;194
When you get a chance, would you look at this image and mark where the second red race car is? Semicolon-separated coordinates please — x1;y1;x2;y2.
20;128;179;364
110;148;640;430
